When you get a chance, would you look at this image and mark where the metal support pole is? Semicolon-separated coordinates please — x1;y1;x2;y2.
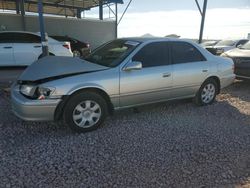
117;0;132;25
198;0;207;44
115;3;118;38
20;0;26;30
38;0;49;57
99;0;103;20
76;8;81;18
16;0;20;14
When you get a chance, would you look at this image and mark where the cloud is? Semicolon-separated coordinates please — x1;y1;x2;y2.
118;8;250;39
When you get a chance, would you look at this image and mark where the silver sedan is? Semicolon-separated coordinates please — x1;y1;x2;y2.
11;38;235;132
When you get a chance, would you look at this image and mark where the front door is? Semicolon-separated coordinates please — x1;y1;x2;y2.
12;33;42;66
120;42;173;108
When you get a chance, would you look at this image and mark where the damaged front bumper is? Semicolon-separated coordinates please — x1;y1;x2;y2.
11;84;61;121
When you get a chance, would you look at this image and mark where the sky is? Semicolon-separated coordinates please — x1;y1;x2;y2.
87;0;250;39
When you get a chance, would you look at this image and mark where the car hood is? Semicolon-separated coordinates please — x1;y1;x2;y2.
225;48;250;57
18;56;108;82
214;45;230;48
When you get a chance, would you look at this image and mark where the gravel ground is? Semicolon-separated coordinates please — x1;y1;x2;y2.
0;80;250;188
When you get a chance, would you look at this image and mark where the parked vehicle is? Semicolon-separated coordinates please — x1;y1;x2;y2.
201;40;219;55
11;38;235;132
213;39;249;55
50;35;91;57
221;41;250;79
0;31;73;66
201;40;219;48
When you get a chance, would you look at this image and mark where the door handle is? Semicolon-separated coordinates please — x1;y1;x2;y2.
202;69;208;73
34;45;42;48
3;46;12;49
162;73;171;78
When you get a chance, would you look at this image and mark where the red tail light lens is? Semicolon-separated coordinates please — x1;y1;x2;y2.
63;44;70;49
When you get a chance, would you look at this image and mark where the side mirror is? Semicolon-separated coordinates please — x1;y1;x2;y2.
123;61;142;71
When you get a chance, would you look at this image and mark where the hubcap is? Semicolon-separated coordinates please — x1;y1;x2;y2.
201;83;216;104
73;100;101;128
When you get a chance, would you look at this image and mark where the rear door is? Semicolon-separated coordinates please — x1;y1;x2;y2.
120;42;173;107
171;41;209;98
13;33;42;66
0;33;15;66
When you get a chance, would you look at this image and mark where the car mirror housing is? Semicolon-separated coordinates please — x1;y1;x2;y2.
123;61;142;71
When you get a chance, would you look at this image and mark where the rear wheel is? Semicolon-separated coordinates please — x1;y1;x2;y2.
64;91;108;133
194;79;218;106
72;50;82;57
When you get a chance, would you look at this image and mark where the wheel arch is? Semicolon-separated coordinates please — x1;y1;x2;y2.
54;86;114;121
205;75;221;94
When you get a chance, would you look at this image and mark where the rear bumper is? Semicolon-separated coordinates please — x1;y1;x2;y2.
56;51;73;57
220;74;235;89
11;85;61;121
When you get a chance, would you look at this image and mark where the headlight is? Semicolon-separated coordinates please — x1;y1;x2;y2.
20;85;37;98
216;48;224;54
37;87;55;100
220;53;229;57
20;85;55;100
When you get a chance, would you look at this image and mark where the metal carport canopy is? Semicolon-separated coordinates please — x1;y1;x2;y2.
0;0;123;17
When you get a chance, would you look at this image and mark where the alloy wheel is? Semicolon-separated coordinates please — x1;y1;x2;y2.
201;83;216;104
73;100;101;128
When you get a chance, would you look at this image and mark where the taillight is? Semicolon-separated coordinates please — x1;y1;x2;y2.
63;44;70;49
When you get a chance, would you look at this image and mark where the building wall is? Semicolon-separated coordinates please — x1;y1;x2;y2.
0;13;116;49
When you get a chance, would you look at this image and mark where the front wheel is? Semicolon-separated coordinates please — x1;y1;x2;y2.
194;79;219;106
64;91;108;133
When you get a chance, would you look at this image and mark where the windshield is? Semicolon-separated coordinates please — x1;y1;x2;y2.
240;42;250;50
215;40;236;47
85;39;140;67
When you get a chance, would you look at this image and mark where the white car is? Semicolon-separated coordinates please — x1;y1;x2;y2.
214;39;248;55
0;31;73;66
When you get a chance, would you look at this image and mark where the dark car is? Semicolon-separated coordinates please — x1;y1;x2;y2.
221;42;250;80
50;36;91;57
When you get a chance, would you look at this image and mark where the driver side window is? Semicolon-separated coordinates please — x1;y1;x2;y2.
132;42;170;68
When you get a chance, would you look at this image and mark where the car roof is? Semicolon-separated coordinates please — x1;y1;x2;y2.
121;37;170;43
0;31;39;35
120;37;199;45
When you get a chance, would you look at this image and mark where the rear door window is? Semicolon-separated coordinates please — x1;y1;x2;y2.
132;42;170;68
12;33;41;43
0;33;14;43
171;42;206;64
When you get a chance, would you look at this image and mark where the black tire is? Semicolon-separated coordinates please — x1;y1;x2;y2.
72;50;82;57
194;78;219;106
63;91;108;133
